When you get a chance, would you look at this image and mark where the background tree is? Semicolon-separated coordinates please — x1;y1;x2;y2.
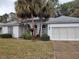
0;16;3;22
0;14;8;23
70;9;79;17
2;14;9;22
73;0;79;8
59;2;74;16
70;0;79;17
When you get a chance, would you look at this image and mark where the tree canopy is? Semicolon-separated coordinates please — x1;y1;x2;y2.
15;0;55;19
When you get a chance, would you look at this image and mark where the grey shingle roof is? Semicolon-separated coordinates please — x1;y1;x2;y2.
1;16;79;26
45;16;79;24
0;17;40;26
0;21;19;26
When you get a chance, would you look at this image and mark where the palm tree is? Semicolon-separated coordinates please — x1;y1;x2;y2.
38;0;55;36
15;0;55;37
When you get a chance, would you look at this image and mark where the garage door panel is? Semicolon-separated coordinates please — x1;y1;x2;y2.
67;28;75;39
52;27;79;40
52;28;59;39
75;28;79;39
59;28;67;39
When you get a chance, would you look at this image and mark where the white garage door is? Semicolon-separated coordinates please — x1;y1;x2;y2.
52;27;79;40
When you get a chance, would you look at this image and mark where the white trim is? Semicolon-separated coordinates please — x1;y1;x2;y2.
50;39;79;41
49;23;79;27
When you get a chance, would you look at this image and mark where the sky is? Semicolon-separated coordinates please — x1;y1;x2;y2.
59;0;73;4
0;0;73;15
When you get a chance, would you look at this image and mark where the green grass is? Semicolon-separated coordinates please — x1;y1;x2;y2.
0;39;53;59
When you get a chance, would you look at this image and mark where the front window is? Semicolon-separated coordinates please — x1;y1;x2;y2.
0;27;2;34
27;24;31;29
34;25;37;28
42;24;47;28
8;26;13;34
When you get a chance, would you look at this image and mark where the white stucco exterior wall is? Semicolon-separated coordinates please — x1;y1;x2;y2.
13;26;19;38
37;23;40;35
2;27;8;34
47;25;53;40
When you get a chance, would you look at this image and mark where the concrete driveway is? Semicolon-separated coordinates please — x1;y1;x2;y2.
53;41;79;59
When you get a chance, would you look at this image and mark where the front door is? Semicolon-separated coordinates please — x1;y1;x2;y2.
8;26;13;34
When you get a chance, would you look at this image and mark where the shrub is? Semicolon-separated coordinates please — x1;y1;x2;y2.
0;34;12;38
40;34;50;41
22;32;32;40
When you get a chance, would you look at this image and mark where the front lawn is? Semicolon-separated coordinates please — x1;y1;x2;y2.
0;39;53;59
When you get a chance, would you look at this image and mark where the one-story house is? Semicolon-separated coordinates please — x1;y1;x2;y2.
45;16;79;40
0;14;79;40
0;15;47;38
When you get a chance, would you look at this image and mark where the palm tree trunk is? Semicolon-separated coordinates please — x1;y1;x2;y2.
39;18;42;36
31;14;35;37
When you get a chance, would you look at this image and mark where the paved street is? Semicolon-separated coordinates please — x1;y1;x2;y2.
53;41;79;59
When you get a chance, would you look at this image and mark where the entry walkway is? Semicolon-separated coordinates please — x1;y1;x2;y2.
53;41;79;59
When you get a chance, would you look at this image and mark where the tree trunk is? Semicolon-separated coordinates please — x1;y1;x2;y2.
39;18;42;37
31;14;35;37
